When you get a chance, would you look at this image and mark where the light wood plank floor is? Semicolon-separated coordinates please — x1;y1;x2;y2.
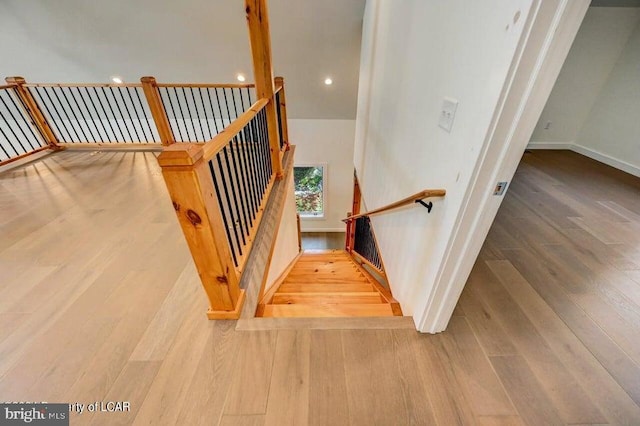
0;149;639;425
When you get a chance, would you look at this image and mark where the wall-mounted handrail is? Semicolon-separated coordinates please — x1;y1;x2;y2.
342;189;446;222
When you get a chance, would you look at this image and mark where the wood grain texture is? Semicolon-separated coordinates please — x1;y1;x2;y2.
0;150;638;425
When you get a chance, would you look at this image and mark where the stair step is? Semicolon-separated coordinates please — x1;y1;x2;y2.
278;283;375;293
284;275;368;284
272;292;385;305
262;303;395;318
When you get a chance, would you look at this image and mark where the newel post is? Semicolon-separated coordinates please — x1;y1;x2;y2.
5;76;60;149
157;144;245;319
274;76;290;151
141;76;174;146
245;0;284;179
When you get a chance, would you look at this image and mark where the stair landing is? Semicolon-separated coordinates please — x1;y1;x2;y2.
258;250;402;318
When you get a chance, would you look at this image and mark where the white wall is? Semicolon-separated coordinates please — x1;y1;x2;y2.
529;7;640;146
575;21;640;176
264;174;300;293
288;119;355;232
355;0;533;322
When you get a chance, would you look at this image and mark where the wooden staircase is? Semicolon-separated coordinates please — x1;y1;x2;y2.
258;250;402;318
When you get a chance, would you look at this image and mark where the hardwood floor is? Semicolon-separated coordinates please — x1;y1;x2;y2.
301;232;346;250
0;149;639;425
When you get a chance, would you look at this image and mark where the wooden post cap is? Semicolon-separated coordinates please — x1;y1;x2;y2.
5;76;26;85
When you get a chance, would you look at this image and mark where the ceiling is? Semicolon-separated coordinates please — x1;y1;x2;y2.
0;0;365;119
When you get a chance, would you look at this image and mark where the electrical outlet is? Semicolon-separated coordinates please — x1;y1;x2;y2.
494;181;508;196
438;98;458;133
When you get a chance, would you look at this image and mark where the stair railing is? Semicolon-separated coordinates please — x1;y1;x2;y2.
157;76;289;319
344;188;446;276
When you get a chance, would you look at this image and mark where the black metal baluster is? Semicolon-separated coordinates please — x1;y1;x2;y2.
12;91;47;146
222;88;234;125
245;114;262;213
108;87;135;142
91;87;118;142
197;88;213;140
222;145;248;243
124;87;148;142
0;96;27;154
237;118;257;221
51;87;83;142
39;88;73;142
205;88;221;134
115;87;142;142
133;87;157;142
209;160;239;267
101;88;127;142
216;152;243;257
214;88;226;128
189;88;206;142
237;89;259;217
178;88;198;142
258;108;271;186
71;88;102;142
63;87;94;142
173;88;193;142
161;88;184;142
58;87;89;142
231;134;254;230
0;90;37;150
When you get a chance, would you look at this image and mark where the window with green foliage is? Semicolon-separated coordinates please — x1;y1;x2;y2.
294;165;324;217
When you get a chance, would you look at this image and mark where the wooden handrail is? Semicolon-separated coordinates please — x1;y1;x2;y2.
342;189;446;222
201;98;269;161
156;83;255;88
21;83;143;88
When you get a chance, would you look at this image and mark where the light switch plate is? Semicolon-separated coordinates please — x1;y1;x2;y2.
438;98;458;133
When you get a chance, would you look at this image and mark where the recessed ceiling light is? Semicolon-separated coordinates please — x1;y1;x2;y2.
237;74;246;82
111;76;123;84
324;78;333;85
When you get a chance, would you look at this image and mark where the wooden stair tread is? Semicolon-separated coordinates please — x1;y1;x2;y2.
272;292;385;305
259;249;402;318
278;283;375;293
262;303;395;318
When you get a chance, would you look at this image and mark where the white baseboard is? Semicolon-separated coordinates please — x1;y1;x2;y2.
300;227;345;233
572;144;640;178
527;141;640;178
527;141;573;149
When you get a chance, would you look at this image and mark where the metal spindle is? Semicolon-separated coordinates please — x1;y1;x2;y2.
188;88;206;141
90;87;118;142
222;145;248;243
69;88;100;142
209;160;239;267
216;151;243;256
0;91;37;150
197;88;214;139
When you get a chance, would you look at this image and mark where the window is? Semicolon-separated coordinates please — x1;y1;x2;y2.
294;165;325;218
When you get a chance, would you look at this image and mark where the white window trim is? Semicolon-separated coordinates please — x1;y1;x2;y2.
294;163;327;220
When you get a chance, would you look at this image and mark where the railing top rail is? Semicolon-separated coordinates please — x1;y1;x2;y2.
201;97;269;161
156;83;255;89
22;83;143;88
343;189;446;222
0;84;15;90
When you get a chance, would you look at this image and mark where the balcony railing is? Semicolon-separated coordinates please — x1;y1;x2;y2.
0;76;264;166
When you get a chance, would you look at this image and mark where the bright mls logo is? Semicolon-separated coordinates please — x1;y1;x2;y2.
0;404;68;425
